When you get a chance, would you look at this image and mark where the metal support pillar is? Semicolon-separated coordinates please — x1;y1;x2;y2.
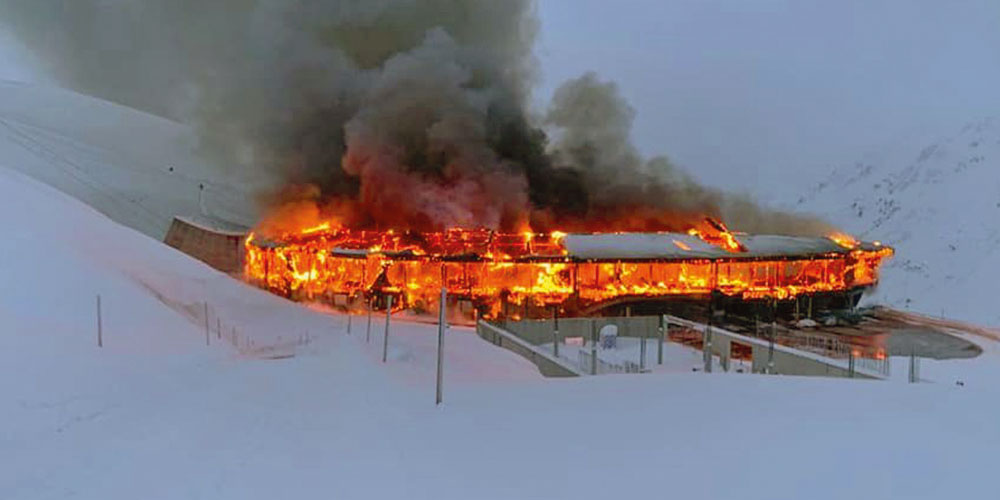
382;295;393;363
657;314;665;365
590;320;598;375
436;288;447;405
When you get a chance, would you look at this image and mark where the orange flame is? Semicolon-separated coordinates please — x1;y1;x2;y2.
829;232;860;249
243;224;893;320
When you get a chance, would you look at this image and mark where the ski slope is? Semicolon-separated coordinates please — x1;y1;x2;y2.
793;117;1000;326
0;80;258;239
3;142;1000;498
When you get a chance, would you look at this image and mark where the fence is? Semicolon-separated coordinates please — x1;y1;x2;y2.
664;315;886;379
728;320;891;377
576;349;647;375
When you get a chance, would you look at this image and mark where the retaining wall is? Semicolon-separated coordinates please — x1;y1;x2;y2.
476;321;584;378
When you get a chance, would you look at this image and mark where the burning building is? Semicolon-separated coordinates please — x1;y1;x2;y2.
5;2;897;325
242;222;893;320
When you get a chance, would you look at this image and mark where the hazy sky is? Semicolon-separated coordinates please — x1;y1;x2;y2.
0;29;31;82
536;0;1000;197
1;1;998;200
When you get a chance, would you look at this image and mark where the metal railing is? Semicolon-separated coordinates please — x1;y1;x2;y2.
577;350;646;375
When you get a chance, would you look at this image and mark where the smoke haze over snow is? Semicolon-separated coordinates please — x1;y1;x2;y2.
0;0;833;236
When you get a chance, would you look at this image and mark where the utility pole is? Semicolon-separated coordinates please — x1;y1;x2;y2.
382;295;394;363
436;288;447;405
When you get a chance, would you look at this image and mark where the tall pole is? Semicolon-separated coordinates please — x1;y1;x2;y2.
657;314;665;365
768;299;776;374
96;294;103;348
382;295;394;363
704;301;713;373
347;314;353;335
204;302;210;346
436;288;447;405
590;320;598;375
366;298;373;343
552;309;560;358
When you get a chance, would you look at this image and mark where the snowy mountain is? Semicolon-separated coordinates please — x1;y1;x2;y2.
794;117;1000;326
0;80;258;239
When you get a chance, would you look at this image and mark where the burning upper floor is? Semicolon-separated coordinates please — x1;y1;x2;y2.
243;223;893;319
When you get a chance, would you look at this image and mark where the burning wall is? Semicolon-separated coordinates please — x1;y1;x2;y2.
243;226;892;319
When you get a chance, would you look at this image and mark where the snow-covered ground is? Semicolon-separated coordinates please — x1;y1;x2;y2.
4;139;1000;498
0;80;259;239
790;117;1000;327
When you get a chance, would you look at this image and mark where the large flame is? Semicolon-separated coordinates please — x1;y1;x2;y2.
243;222;893;319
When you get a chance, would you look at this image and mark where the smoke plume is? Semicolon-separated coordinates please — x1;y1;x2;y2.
0;0;833;236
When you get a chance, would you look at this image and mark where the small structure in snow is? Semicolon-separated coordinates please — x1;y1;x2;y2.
164;216;248;274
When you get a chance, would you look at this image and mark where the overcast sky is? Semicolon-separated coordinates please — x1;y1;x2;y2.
536;0;1000;197
1;1;998;200
0;28;31;83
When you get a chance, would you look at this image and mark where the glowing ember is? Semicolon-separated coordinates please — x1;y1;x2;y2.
243;224;893;319
829;232;860;249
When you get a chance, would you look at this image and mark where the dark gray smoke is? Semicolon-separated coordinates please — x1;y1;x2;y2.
544;72;835;235
0;0;833;236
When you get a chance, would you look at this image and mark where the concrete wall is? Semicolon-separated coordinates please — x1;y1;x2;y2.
502;316;662;346
164;217;245;274
476;321;584;378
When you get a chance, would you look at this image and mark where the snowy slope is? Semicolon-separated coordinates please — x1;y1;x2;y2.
793;117;1000;326
3;162;1000;499
0;80;258;239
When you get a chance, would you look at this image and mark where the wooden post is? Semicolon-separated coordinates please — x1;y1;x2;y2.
436;288;447;405
382;295;394;363
347;314;353;335
96;294;103;348
204;302;210;346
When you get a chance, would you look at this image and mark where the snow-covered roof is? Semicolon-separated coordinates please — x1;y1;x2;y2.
174;215;250;237
561;233;872;261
